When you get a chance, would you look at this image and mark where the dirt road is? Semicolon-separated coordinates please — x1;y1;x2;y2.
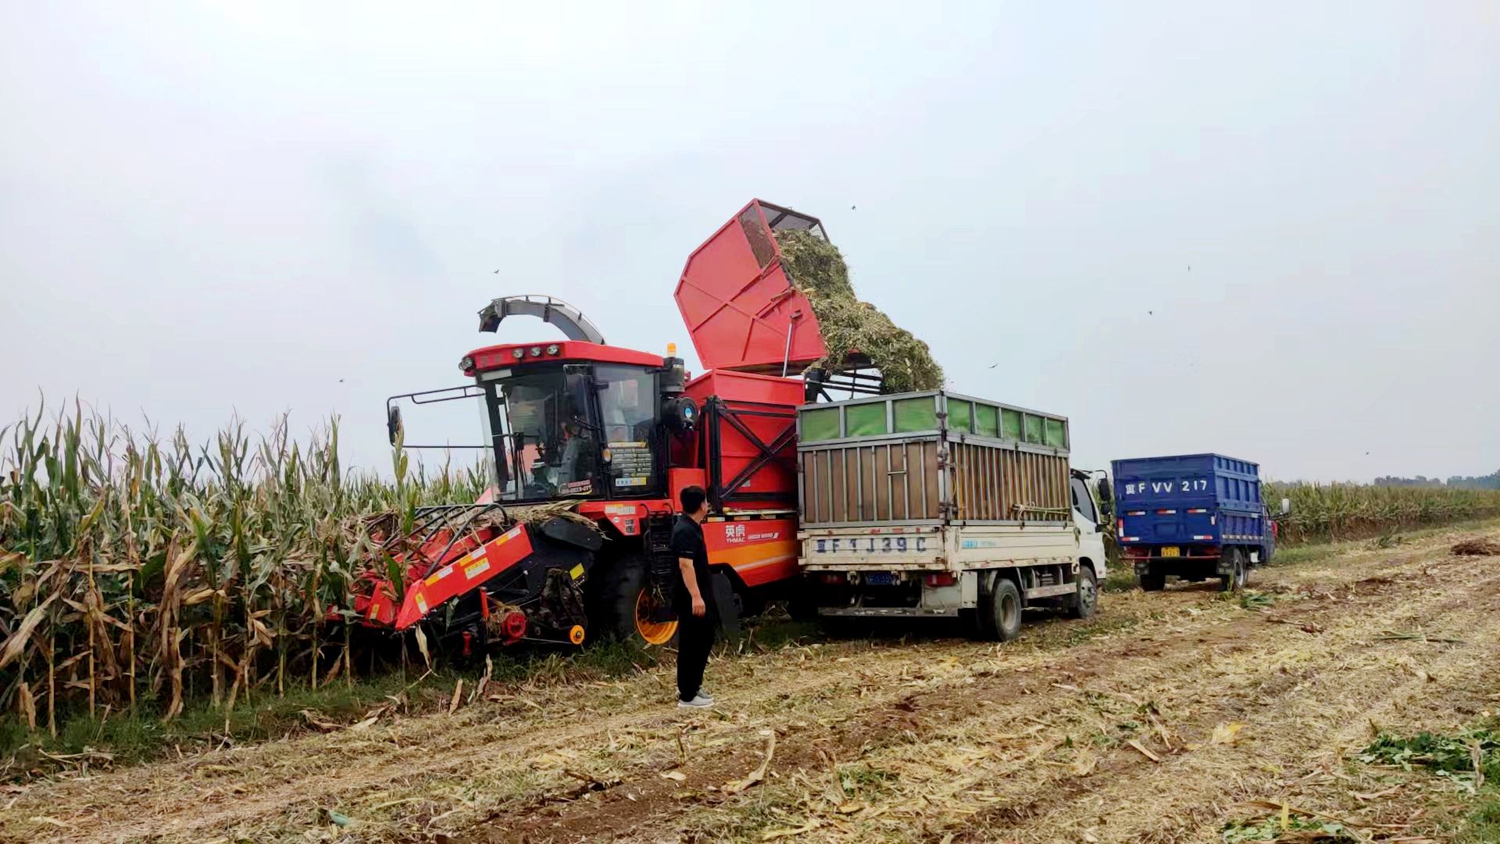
4;525;1498;843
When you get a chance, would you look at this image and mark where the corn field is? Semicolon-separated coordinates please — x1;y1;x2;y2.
3;405;1499;733
0;402;487;735
1268;481;1500;543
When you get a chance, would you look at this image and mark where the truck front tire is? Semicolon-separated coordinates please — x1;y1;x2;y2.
1070;567;1098;619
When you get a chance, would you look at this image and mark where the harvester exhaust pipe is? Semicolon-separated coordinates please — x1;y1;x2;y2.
477;295;607;345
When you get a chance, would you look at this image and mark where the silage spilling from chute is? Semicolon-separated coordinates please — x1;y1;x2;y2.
775;229;944;393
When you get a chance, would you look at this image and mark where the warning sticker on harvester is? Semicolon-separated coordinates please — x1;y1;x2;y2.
465;560;491;580
570;564;585;580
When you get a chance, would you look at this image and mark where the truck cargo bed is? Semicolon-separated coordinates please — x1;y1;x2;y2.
797;392;1072;529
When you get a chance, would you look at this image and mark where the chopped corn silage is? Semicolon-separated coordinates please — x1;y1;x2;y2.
775;229;944;393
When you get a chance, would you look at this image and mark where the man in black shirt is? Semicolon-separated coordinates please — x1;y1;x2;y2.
670;485;715;708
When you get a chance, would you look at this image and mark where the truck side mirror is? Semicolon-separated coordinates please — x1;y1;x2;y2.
387;405;404;446
1280;497;1291;515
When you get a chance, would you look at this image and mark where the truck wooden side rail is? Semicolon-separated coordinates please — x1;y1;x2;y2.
795;391;1107;640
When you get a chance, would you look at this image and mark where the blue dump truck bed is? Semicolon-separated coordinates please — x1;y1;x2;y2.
1111;454;1275;591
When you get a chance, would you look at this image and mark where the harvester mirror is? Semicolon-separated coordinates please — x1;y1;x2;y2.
663;396;697;432
387;405;404;446
1280;497;1291;515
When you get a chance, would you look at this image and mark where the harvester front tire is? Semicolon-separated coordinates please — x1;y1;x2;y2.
601;559;678;647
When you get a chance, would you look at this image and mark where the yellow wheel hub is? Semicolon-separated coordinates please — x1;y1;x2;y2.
634;589;678;646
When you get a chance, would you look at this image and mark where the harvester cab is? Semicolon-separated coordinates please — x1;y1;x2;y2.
352;201;848;653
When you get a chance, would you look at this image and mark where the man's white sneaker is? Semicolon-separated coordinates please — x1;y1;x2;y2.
696;689;714;703
678;693;713;709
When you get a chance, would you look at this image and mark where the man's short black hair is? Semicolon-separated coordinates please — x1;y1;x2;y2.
680;485;708;515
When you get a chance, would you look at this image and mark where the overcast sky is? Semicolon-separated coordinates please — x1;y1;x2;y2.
2;2;1496;483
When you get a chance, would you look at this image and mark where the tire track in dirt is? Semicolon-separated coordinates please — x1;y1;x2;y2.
970;553;1500;843
483;530;1500;844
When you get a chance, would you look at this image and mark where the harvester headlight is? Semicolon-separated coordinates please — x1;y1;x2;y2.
512;348;525;360
546;344;560;356
459;355;475;372
529;346;542;357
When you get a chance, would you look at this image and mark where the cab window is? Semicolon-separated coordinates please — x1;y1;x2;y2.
1070;476;1098;524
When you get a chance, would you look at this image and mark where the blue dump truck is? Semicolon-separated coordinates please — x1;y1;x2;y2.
1111;454;1281;592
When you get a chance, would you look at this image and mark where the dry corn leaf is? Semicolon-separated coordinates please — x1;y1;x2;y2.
1127;739;1162;763
660;771;687;782
348;715;380;732
1212;722;1247;745
448;679;464;715
725;730;777;794
762;819;820;841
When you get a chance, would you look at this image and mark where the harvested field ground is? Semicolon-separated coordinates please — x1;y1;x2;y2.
5;524;1500;843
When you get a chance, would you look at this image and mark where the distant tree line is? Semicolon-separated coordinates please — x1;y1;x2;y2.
1374;471;1500;490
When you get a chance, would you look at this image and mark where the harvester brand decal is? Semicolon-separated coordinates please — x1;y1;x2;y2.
725;523;782;544
704;517;798;588
814;536;929;554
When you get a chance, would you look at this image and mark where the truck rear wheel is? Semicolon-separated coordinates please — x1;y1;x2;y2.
602;559;678;646
978;578;1024;642
1139;572;1166;592
1218;548;1247;593
1070;567;1098;619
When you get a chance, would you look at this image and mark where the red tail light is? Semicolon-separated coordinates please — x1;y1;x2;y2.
924;573;956;587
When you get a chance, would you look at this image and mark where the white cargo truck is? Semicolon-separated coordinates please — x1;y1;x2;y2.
795;391;1107;640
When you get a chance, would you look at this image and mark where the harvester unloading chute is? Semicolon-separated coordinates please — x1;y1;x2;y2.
675;199;942;396
674;200;834;378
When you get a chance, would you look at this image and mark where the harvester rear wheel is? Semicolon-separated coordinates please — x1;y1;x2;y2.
602;559;678;646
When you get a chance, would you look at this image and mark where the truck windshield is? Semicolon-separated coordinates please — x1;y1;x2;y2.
487;368;599;501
